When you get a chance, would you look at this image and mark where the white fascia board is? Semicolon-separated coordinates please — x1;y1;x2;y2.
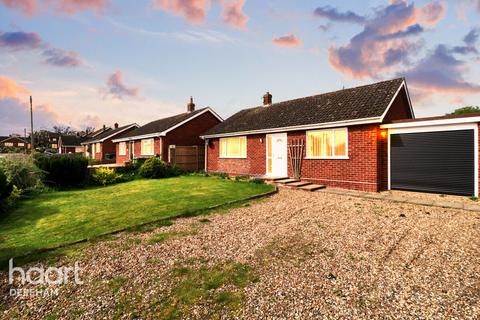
201;117;381;139
381;117;480;129
112;132;162;143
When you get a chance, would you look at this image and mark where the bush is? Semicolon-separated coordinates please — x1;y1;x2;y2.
35;154;88;187
139;157;182;179
0;168;12;199
0;155;43;191
91;167;122;186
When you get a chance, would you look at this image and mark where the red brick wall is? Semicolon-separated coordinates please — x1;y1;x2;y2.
207;125;389;192
207;134;266;176
163;111;221;159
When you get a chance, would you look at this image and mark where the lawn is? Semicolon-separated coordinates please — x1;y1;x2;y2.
0;176;274;264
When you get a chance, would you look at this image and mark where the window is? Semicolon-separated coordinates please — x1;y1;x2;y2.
4;142;13;147
141;139;154;155
219;136;247;158
307;128;347;159
119;142;127;156
91;144;95;155
75;147;83;153
51;144;58;149
18;143;24;147
96;143;101;153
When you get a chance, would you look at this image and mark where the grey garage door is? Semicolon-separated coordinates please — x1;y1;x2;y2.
391;130;475;196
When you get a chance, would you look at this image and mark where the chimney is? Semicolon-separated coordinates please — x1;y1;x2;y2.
187;96;195;113
114;123;119;129
103;124;106;131
263;92;272;106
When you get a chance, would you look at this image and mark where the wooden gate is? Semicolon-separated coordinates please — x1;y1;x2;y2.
168;145;205;171
288;139;304;180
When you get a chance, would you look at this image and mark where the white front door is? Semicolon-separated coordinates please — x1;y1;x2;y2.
266;133;288;177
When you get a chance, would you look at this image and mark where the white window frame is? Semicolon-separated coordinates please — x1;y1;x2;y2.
18;143;25;147
305;127;349;160
141;138;155;156
118;142;127;156
219;136;247;159
4;142;14;147
95;143;101;153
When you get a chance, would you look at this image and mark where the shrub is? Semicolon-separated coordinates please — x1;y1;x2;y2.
139;157;182;179
34;154;88;187
91;167;122;186
0;168;12;199
0;155;43;191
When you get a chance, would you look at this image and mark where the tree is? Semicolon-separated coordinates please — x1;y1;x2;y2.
446;106;480;116
52;125;76;135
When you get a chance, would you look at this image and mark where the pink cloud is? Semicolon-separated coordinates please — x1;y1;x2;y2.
0;0;109;16
324;1;446;79
102;71;140;100
0;0;36;16
272;34;302;48
220;0;248;30
47;0;110;14
0;76;30;99
153;0;210;24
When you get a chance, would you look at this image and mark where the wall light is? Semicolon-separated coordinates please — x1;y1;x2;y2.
379;130;387;138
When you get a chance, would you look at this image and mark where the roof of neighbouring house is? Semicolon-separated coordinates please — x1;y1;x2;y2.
1;136;28;143
0;136;8;142
389;112;480;123
82;124;139;144
203;78;410;137
60;135;85;147
113;107;222;142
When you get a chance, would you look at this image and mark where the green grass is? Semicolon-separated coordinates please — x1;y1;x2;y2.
0;176;274;265
152;259;258;319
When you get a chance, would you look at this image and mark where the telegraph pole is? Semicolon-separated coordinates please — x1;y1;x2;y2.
30;96;34;153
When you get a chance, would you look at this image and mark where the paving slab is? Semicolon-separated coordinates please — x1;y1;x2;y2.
299;184;326;191
276;178;300;184
287;181;312;187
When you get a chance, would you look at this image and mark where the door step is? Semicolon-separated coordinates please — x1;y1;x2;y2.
272;177;289;181
299;184;326;192
287;181;312;187
275;178;300;184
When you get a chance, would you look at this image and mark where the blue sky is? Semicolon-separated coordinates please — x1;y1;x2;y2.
0;0;479;135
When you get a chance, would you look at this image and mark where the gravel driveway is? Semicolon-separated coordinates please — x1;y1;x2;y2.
2;189;480;319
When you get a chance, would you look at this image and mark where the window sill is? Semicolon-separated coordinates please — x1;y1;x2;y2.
219;157;247;159
305;157;349;160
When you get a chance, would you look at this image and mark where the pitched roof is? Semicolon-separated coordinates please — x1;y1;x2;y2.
0;136;8;142
60;135;85;147
204;78;408;137
82;124;138;144
389;112;480;123
1;136;28;143
114;108;220;141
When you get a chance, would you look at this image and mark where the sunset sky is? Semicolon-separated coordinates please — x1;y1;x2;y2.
0;0;479;135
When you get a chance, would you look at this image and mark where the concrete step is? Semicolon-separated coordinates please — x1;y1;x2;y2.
275;178;300;184
287;181;312;187
299;184;326;192
272;177;289;181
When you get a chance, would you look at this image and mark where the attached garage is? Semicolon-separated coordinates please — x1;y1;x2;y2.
382;118;479;197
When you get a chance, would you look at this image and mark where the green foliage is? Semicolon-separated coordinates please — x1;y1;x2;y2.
234;175;249;182
155;260;258;318
91;167;123;186
210;172;228;179
250;178;265;185
0;168;12;199
34;154;88;187
139;157;182;179
0;155;43;191
447;106;480;116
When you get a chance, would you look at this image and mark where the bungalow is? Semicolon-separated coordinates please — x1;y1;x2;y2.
203;78;414;193
203;78;480;197
58;135;85;154
0;136;29;150
82;123;139;161
112;98;222;167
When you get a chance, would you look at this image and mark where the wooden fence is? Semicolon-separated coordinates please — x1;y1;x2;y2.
168;145;205;171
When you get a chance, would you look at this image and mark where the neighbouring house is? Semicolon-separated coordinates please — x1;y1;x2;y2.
0;135;30;151
82;123;139;162
203;77;480;197
58;134;85;154
112;97;222;170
